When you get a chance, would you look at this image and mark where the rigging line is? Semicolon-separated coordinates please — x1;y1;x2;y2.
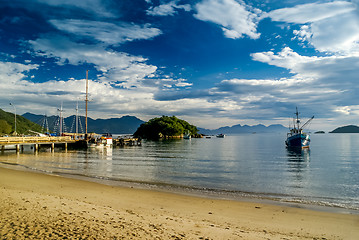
70;115;76;133
78;116;84;133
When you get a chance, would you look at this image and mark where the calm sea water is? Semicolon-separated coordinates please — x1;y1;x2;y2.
1;133;358;211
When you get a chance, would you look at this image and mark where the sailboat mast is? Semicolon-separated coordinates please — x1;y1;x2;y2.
76;102;79;136
58;103;63;136
295;107;300;131
85;70;88;136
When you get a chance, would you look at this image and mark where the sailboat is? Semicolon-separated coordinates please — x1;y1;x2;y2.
84;70;113;148
285;107;314;148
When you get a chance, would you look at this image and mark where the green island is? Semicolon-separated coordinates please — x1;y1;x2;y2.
134;116;199;140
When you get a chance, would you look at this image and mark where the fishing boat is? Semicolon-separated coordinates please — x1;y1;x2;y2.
285;107;314;148
216;133;225;138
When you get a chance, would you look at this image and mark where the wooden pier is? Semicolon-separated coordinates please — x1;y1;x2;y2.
0;136;76;152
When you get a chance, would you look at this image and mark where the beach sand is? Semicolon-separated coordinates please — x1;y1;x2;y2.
0;167;358;239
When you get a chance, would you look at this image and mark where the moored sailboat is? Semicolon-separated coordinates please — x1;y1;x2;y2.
285;107;314;148
84;70;113;148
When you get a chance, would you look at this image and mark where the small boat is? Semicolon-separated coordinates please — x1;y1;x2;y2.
285;107;314;148
216;133;225;138
183;131;191;139
88;135;113;148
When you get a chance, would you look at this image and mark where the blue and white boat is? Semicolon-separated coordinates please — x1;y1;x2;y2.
285;108;314;148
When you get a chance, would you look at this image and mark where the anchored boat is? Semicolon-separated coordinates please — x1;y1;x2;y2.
84;70;113;148
285;108;314;148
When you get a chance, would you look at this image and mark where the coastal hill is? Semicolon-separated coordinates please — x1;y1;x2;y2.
330;125;359;133
198;124;288;135
134;116;198;140
22;112;144;134
0;109;42;135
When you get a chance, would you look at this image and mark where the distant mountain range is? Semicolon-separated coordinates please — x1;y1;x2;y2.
21;112;289;135
198;124;288;135
0;108;352;135
22;113;145;134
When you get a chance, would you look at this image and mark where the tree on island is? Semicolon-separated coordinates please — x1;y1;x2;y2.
134;116;198;140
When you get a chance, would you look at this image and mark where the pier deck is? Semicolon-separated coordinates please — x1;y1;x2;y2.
0;136;76;152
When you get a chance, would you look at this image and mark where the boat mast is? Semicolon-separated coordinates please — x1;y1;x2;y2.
295;107;300;131
76;101;79;136
58;103;64;136
85;70;89;137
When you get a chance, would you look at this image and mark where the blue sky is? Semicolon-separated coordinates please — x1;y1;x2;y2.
1;0;359;130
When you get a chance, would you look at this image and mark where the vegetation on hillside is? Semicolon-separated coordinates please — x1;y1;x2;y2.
0;108;43;135
134;116;198;140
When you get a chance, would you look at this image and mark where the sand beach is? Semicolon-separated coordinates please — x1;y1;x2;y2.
0;166;358;239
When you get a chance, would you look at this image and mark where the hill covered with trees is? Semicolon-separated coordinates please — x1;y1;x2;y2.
134;116;198;140
0;109;42;135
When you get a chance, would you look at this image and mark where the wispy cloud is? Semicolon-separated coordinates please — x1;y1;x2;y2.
194;0;262;39
50;19;162;45
35;0;115;18
268;1;359;53
267;1;355;24
28;35;158;88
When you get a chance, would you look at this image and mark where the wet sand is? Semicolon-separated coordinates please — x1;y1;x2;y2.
1;166;358;239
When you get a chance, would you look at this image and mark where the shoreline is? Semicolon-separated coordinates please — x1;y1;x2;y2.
2;160;358;215
1;166;359;239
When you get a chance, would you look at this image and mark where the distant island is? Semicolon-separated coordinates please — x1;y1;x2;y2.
330;125;359;133
134;116;198;140
198;124;288;135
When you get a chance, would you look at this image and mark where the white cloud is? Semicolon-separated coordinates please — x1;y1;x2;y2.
35;0;115;18
147;0;191;16
0;58;196;120
250;47;359;122
50;19;162;45
28;35;158;88
334;106;352;115
194;0;261;39
251;47;318;74
268;1;355;24
269;1;359;53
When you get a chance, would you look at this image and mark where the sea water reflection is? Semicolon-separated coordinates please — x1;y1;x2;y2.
0;133;358;210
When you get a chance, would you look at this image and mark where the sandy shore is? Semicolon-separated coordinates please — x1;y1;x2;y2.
0;167;358;239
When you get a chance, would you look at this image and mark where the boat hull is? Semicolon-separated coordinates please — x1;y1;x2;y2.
285;133;310;148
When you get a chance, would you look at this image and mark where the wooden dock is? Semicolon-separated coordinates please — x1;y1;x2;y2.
0;136;76;152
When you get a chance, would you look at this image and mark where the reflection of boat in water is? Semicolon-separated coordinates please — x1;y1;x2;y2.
285;107;314;148
216;133;225;138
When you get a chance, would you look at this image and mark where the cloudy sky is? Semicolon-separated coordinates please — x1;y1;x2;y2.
1;0;359;130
